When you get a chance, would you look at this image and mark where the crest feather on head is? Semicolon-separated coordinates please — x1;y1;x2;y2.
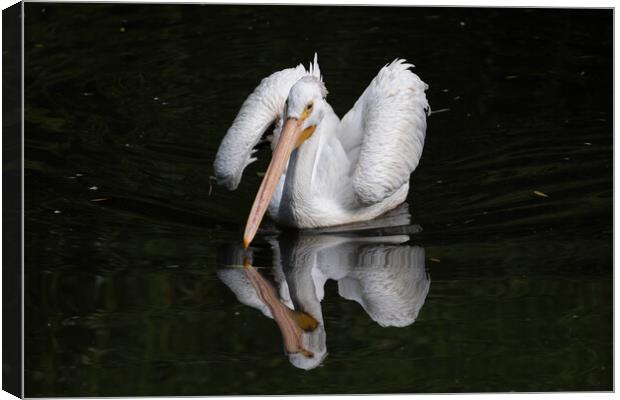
304;53;327;98
308;52;322;80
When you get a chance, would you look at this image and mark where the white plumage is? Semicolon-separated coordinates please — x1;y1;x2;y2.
213;64;311;190
344;60;428;205
214;54;429;245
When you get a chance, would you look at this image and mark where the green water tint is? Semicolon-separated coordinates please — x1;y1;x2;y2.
24;4;611;395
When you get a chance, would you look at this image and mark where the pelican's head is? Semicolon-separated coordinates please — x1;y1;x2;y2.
243;75;328;249
285;76;328;134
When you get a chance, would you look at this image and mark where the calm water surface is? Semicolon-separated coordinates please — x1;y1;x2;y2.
24;4;612;395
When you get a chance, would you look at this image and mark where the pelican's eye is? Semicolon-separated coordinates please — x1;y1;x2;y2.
300;102;314;121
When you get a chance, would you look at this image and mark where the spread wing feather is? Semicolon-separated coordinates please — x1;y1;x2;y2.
345;60;429;205
213;55;323;190
213;65;307;190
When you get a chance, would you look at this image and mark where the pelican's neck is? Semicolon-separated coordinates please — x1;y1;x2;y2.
279;105;341;225
290;131;323;189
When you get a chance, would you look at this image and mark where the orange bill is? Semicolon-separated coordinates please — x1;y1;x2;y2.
243;118;301;249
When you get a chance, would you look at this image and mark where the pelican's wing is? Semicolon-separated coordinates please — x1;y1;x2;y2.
214;56;323;190
213;65;306;190
340;60;429;205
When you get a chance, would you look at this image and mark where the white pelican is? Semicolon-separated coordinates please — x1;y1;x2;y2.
214;54;429;248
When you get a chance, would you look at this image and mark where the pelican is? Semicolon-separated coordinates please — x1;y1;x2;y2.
214;54;430;248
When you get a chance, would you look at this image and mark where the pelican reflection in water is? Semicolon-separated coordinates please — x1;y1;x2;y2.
217;204;430;370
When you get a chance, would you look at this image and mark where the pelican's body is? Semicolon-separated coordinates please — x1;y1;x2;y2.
214;55;429;246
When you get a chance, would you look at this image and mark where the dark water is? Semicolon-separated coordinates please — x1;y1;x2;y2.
24;4;612;396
